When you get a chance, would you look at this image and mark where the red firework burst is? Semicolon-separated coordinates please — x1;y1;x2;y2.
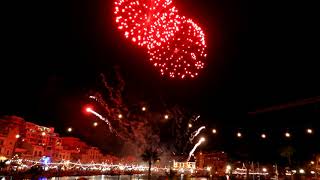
147;17;207;78
114;0;180;48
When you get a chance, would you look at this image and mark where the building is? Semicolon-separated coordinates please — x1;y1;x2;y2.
173;160;196;169
171;156;196;170
0;116;59;159
196;151;228;176
0;116;106;163
0;121;19;158
85;147;103;163
61;137;103;163
52;148;72;162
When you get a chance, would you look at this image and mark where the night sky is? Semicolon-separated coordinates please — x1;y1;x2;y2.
1;0;319;162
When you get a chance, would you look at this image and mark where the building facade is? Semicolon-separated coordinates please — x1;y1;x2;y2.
196;151;228;176
0;116;105;163
0;121;19;157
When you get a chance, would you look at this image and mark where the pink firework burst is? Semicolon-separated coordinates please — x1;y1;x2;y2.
114;0;180;48
147;17;207;79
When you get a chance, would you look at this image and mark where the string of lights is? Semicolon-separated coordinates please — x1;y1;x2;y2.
80;104;316;142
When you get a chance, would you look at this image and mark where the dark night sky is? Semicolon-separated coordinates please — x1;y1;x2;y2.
1;0;319;161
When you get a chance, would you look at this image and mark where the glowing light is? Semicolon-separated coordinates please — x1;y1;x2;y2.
292;170;297;174
41;132;46;136
189;126;205;142
188;123;192;128
164;114;169;119
67;127;72;132
118;114;123;119
187;137;205;161
226;165;231;174
212;129;217;134
15;134;20;139
261;133;266;139
310;161;315;165
307;128;313;134
142;107;146;111
237;132;242;138
93;122;98;127
40;156;51;166
226;165;231;170
311;171;315;174
262;168;267;172
299;169;305;174
86;107;92;113
285;132;291;138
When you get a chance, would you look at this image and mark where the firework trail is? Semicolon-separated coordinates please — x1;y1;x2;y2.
187;137;205;162
189;126;205;143
193;115;200;122
86;107;113;132
86;70;161;156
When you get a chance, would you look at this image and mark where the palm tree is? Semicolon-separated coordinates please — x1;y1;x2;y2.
280;146;295;166
141;148;160;180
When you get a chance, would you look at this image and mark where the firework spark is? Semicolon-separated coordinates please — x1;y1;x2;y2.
194;115;200;121
114;0;179;48
89;96;98;101
187;137;205;162
189;126;205;143
148;18;207;79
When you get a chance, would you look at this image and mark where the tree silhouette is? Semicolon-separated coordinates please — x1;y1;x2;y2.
0;160;8;171
141;148;160;180
280;146;295;166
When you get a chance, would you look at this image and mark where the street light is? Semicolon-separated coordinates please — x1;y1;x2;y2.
299;169;305;174
118;114;123;119
311;161;315;165
188;124;192;128
237;132;242;138
164;114;169;119
261;133;266;139
142;107;146;111
285;132;291;138
212;129;217;134
67;127;72;132
262;168;267;172
207;166;212;171
307;128;313;134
